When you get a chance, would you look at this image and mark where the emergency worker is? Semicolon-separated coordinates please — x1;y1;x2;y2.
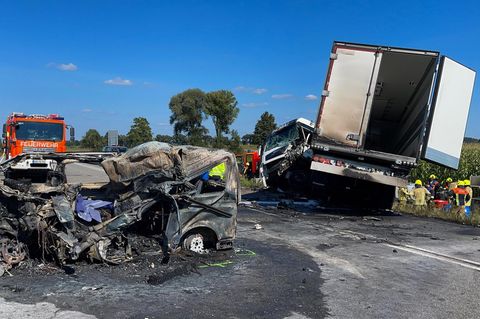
452;181;471;218
209;162;226;181
413;180;430;208
464;179;473;218
427;174;440;198
243;162;251;177
449;178;457;191
444;177;454;189
398;187;410;209
398;187;409;202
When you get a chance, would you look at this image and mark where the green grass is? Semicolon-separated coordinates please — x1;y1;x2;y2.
394;201;480;226
240;176;263;190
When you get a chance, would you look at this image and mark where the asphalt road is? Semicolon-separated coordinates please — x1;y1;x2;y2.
65;162;110;184
1;164;480;318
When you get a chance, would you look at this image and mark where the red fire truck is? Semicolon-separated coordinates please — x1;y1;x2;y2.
1;113;73;179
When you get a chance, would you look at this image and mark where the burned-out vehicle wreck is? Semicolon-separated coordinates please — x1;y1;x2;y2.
0;142;239;275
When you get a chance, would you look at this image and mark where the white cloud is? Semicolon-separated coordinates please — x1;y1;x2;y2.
234;86;248;92
47;62;78;71
305;94;318;101
58;63;78;71
242;102;269;108
253;88;268;95
104;77;133;86
234;86;268;95
272;94;293;99
81;108;92;113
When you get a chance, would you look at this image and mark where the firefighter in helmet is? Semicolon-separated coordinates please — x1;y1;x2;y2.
413;180;430;207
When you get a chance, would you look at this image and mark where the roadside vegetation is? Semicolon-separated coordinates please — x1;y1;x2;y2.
240;176;263;190
397;142;480;226
394;202;480;226
72;88;278;155
410;143;480;183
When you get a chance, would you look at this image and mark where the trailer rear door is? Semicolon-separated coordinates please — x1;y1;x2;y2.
422;57;476;169
316;44;382;148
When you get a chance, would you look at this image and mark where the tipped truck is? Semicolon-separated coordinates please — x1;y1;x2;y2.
309;41;476;207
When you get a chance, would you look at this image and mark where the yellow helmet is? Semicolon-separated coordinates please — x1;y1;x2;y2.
446;177;453;183
458;181;465;186
429;174;436;179
415;180;422;186
464;179;471;186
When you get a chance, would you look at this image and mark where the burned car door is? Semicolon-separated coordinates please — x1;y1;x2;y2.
166;157;239;252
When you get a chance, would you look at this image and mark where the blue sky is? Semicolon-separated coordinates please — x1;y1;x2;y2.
0;0;478;139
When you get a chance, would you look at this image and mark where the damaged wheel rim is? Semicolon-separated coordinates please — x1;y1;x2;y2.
186;235;205;254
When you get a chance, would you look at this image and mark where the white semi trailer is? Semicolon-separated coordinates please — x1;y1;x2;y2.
262;41;476;208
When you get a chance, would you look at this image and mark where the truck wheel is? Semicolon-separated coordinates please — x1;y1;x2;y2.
182;234;205;254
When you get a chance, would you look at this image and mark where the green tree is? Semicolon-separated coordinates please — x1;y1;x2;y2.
228;130;243;153
81;129;104;151
252;112;277;145
171;134;188;145
126;117;153;147
155;134;173;144
169;89;208;145
205;90;239;142
118;134;128;146
242;134;255;145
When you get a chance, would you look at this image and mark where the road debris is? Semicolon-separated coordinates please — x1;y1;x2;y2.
0;142;240;275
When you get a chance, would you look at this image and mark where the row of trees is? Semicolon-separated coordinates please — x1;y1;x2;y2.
169;89;239;148
77;88;279;153
77;117;154;151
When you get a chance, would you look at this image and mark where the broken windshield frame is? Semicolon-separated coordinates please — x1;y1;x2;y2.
14;122;64;141
264;123;299;152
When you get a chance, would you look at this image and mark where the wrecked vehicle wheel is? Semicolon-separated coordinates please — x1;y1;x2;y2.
183;234;205;254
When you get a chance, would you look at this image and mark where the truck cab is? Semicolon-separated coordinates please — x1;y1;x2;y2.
1;113;71;181
260;118;315;190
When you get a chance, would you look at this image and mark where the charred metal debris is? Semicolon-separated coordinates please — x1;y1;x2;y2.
0;142;239;275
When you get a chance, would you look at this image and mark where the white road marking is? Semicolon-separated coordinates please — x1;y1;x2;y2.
283;312;313;319
246;206;480;273
385;243;480;271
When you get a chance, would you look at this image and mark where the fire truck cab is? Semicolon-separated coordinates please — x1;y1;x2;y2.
1;113;72;180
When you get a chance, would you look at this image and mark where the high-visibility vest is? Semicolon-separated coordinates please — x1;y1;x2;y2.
453;187;470;206
466;186;473;206
209;162;226;180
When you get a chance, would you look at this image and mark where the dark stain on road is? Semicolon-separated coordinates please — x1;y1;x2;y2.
0;232;327;319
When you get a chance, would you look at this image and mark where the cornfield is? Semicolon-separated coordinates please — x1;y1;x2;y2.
410;143;480;183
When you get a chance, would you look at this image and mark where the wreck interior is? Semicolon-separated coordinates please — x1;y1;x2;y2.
0;142;239;274
364;51;438;158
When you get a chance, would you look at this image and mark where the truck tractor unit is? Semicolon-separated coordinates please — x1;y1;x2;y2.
260;117;315;191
